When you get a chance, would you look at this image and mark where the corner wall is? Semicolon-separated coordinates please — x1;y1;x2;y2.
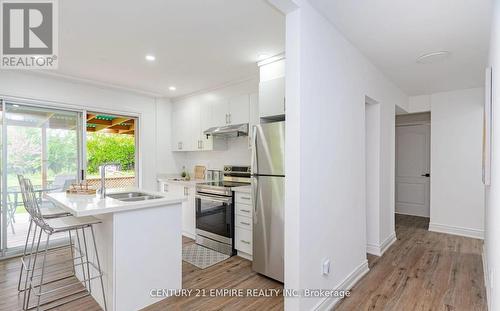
484;1;500;309
428;88;485;239
281;1;408;309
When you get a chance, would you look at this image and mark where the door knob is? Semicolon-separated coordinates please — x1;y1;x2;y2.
421;173;430;177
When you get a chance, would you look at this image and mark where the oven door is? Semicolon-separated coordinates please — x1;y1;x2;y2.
195;193;233;241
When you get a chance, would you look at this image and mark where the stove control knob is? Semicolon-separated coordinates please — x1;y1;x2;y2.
224;167;229;171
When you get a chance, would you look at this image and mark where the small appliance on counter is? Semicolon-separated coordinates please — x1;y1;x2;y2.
195;165;251;256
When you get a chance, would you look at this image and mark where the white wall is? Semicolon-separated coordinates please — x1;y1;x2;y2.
484;1;500;309
170;79;258;174
365;100;382;255
0;71;167;190
429;88;485;239
280;0;408;310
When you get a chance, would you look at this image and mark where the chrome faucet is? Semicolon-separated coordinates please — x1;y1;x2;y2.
98;163;120;199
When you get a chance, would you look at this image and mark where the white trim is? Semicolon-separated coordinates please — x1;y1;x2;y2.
366;231;397;256
257;52;286;67
182;232;196;240
237;251;253;261
27;71;163;97
170;75;258;103
428;222;484;239
314;260;370;311
380;232;397;255
482;245;491;311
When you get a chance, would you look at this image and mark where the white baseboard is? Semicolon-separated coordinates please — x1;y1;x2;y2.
182;231;196;240
314;260;370;311
366;232;397;256
237;251;252;261
428;222;484;239
482;245;491;311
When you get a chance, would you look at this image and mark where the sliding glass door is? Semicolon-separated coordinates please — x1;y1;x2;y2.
0;100;84;257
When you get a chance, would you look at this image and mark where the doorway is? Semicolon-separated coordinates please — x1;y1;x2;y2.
395;112;431;218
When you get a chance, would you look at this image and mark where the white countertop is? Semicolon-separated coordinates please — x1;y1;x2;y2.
47;187;185;217
157;177;211;186
231;185;252;193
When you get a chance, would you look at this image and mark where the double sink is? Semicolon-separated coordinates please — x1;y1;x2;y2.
107;191;163;202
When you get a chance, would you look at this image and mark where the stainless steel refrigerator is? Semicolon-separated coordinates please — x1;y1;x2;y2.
251;121;284;282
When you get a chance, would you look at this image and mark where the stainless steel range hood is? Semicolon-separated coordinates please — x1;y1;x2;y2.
203;123;249;138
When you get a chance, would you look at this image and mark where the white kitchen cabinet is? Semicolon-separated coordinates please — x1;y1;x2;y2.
234;190;253;259
258;57;285;119
248;92;259;149
259;76;285;118
209;94;250;127
172;102;198;151
172;101;226;152
210;99;229;127
159;181;196;238
228;94;250;125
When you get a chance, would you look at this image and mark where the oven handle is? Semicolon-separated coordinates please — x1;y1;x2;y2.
196;194;233;204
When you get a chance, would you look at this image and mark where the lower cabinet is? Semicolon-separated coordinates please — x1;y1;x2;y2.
234;191;253;260
159;181;196;239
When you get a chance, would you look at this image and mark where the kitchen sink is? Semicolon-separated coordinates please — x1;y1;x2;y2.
107;192;163;202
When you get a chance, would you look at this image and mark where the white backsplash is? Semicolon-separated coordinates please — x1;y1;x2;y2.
173;136;251;174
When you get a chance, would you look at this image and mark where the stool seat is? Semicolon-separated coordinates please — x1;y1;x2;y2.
45;216;101;232
40;206;70;219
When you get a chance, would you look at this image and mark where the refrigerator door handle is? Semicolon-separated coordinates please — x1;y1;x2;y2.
251;125;258;175
252;176;259;215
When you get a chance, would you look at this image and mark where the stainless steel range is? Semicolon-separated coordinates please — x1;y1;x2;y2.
195;165;251;255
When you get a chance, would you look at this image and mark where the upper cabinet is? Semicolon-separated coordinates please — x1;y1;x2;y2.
172;101;226;152
258;57;285;119
210;94;250;127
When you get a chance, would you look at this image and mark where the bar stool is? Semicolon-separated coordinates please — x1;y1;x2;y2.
17;175;72;293
21;177;108;311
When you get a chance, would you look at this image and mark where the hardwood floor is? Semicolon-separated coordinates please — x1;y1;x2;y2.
144;237;283;311
0;237;283;311
0;215;486;311
336;214;487;311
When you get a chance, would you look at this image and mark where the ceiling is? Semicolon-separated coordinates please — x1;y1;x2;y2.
308;0;492;95
54;0;284;97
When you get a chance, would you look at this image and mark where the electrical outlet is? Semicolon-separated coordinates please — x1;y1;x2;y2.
322;258;331;276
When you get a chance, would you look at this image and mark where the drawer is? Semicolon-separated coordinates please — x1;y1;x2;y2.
235;192;253;205
235;214;252;231
235;228;252;255
235;202;253;217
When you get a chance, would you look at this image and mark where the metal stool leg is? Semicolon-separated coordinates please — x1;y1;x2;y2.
18;218;34;291
35;233;51;311
75;228;89;291
24;228;43;311
91;225;107;311
81;227;92;294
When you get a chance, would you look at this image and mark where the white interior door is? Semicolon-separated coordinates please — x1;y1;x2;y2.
395;124;430;217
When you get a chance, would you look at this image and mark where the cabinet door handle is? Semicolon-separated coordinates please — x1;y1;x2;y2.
163;184;169;192
200;140;204;149
283;97;286;112
240;209;250;213
240;196;251;200
229;113;231;124
184;187;189;196
240;240;251;245
240;221;250;226
225;114;229;124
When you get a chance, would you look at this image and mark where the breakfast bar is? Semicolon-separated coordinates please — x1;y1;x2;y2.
47;188;185;311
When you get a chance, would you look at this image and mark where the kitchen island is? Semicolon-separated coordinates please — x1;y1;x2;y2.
47;188;185;311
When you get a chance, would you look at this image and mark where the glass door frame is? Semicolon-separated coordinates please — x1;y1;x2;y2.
0;97;86;258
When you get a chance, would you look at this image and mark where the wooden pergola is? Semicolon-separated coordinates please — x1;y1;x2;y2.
86;114;135;135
